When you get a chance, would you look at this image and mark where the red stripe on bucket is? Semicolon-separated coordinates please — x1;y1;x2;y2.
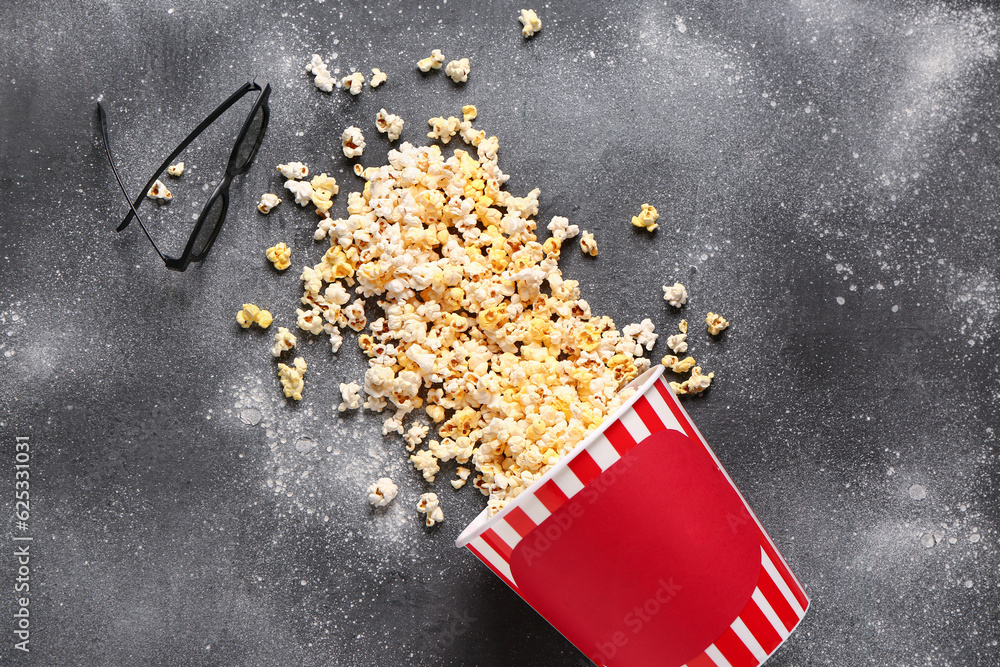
504;506;537;539
480;528;513;560
654;380;699;442
604;419;638;456
756;566;800;632
534;479;569;514
739;597;782;655
713;626;758;667
567;450;602;487
632;395;667;434
758;528;808;610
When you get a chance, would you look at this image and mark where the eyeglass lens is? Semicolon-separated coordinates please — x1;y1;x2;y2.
192;195;226;257
233;106;266;172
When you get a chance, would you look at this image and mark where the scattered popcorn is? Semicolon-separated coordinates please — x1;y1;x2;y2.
519;9;542;37
580;230;599;256
166;162;185;177
662;282;688;308
405;423;430;450
631;203;659;232
338;381;363;411
679;319;688;333
427;116;461;144
367;477;398;507
341;71;365;95
444;58;470;83
451;466;471;489
706;312;730;335
257;193;281;214
277;357;307;401
670;366;714;396
353;163;365;177
661;354;696;373
146;179;172;201
310;173;339;195
266;242;291;270
417;49;445;72
547;215;580;241
370;68;387;88
621;319;658;354
462;105;478;121
417;492;444;526
342;126;366;158
236;303;272;329
305;54;335;92
284;179;314;207
375;109;404;141
277;162;309;180
271;327;297;357
666;332;688;354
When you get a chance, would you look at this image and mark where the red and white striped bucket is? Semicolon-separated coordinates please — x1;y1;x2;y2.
456;366;809;667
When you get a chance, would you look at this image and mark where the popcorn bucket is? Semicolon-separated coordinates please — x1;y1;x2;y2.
456;366;809;667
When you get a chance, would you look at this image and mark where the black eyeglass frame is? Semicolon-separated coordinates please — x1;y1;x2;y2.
98;79;271;272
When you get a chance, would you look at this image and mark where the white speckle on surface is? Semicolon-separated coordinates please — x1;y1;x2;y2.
908;484;927;500
836;296;846;305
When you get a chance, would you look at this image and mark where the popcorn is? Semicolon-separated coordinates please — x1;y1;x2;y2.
277;357;307;401
631;203;659;231
417;492;444;526
547;215;580;241
410;448;440;482
451;466;471;489
237;303;271;329
666;332;688;354
166;162;185;177
417;49;445;72
305;54;335;92
580;230;599;256
519;9;542;37
661;354;696;373
670;366;714;396
257;193;281;214
662;282;688;308
370;68;387;88
706;312;730;335
444;58;470;83
427;116;460;144
277;162;309;180
462;105;478;121
342;126;366;158
296;306;325;335
266;242;291;270
405;423;430;450
367;477;398;507
146;179;172;201
353;163;365;177
679;319;688;334
271;327;297;357
310;173;340;195
284;179;314;207
338;381;363;411
341;71;365;95
622;318;657;353
375;109;404;141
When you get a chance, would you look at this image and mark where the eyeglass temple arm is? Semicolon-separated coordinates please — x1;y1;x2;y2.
115;81;258;232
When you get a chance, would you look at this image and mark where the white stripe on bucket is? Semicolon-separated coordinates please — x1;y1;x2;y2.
619;407;651;443
731;617;768;662
491;520;522;551
470;536;513;582
644;381;682;432
588;434;621;471
752;588;790;640
761;548;805;617
704;643;733;667
552;468;585;499
517;493;552;526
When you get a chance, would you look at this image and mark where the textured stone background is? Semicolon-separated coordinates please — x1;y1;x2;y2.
1;0;998;664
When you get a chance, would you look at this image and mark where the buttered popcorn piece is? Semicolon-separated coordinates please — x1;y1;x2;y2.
670;366;714;396
342;126;366;158
367;477;398;507
445;58;470;83
271;327;297;357
631;203;659;231
462;105;477;121
666;332;688;354
662;282;688;308
375;108;404;141
452;466;471;489
519;9;542;37
580;230;599;256
306;54;335;92
277;357;307;401
370;68;388;88
167;162;185;177
706;312;730;335
255;310;273;329
257;193;281;214
147;179;172;201
265;242;291;270
338;381;363;411
277;162;309;180
417;493;444;526
341;71;365;95
284;179;314;207
427;116;460;144
417;49;445;72
237;303;273;330
661;354;696;374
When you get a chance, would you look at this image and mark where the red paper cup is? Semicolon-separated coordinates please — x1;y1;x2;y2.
456;366;809;667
